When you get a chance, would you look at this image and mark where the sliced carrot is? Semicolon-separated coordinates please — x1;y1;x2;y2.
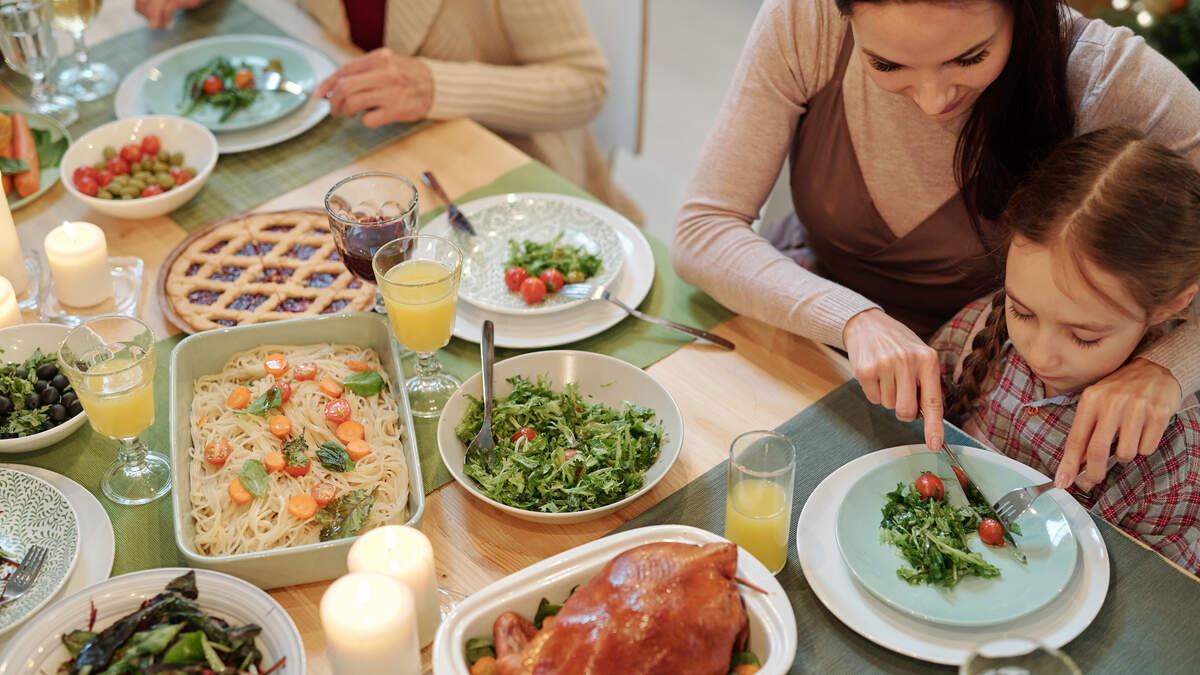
318;377;343;397
288;493;318;519
228;477;253;504
196;415;208;428
227;385;251;410
346;359;369;371
335;420;365;444
264;451;286;473
11;114;38;198
268;414;292;439
345;439;371;460
469;657;497;675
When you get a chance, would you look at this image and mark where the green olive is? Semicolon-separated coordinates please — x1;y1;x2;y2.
128;179;146;191
157;151;171;162
153;161;169;173
157;175;173;189
184;166;197;176
120;188;138;198
102;146;117;160
170;153;184;166
97;189;113;200
130;162;142;173
92;160;108;171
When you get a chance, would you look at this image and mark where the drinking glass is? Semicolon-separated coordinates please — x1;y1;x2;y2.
373;235;463;418
0;0;77;125
724;430;796;574
52;0;116;101
326;172;420;313
960;638;1081;675
58;315;169;505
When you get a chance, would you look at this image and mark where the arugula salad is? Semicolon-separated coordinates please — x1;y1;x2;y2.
455;375;664;513
181;56;282;122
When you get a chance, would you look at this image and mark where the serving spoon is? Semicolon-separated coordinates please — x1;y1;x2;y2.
466;320;496;467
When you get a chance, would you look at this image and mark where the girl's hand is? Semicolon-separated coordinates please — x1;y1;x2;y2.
135;0;207;29
1056;358;1182;489
843;309;945;450
314;49;434;129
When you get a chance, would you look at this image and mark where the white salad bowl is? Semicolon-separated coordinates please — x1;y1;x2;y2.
0;323;88;453
436;350;684;524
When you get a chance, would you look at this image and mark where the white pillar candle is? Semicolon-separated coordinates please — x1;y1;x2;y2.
320;572;421;675
0;187;29;295
43;221;114;308
0;276;20;329
347;525;440;647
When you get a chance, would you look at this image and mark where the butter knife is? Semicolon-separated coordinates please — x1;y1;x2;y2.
421;171;476;236
935;444;1024;558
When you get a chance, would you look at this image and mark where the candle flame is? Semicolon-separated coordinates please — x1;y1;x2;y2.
62;221;79;240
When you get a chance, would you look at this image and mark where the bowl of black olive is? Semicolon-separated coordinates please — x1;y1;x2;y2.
0;323;88;453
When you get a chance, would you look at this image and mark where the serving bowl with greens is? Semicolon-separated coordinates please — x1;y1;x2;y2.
437;350;683;523
0;323;87;454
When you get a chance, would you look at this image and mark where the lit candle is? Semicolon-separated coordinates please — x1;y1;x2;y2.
320;572;421;675
346;525;440;647
0;187;29;295
43;222;113;308
0;276;20;329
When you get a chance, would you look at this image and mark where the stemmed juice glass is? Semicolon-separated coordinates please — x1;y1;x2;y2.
52;0;117;101
58;315;169;505
724;430;796;574
0;0;77;125
372;235;463;418
325;172;419;313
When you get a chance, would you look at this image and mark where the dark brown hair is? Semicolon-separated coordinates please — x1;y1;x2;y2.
946;127;1200;423
834;0;1076;230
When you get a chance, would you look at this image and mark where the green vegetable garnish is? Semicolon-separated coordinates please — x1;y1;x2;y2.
880;480;1002;588
731;651;761;667
238;459;269;498
505;234;602;279
180;56;260;121
31;127;68;169
0;157;29;174
464;637;496;664
236;385;283;416
317;441;355;472
342;369;385;397
315;487;377;541
532;597;562;629
282;433;308;468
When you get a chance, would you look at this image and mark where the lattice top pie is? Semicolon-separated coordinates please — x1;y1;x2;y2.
163;210;375;332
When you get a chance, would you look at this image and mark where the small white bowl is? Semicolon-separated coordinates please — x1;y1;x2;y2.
60;116;217;220
436;350;684;523
0;323;88;454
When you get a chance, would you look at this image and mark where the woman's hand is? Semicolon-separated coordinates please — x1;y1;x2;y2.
1056;358;1181;490
314;48;434;129
135;0;207;29
843;309;945;449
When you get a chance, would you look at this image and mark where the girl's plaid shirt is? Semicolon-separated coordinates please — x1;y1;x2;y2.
931;297;1200;574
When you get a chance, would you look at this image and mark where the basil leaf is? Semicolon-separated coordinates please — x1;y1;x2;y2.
342;369;384;397
31;127;68;170
236;385;283;416
0;157;29;174
317;441;355;472
316;487;376;541
282;433;308;467
238;460;269;498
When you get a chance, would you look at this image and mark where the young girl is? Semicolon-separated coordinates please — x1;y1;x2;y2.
932;127;1200;573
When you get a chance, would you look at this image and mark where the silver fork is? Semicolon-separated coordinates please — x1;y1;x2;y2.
558;283;735;350
465;320;497;468
0;545;47;605
258;70;309;97
992;480;1056;526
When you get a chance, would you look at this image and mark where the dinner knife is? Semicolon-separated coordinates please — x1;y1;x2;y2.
420;171;477;236
934;444;1024;558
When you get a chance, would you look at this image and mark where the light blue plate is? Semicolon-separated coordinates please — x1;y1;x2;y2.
141;36;315;132
0;106;69;210
834;449;1078;626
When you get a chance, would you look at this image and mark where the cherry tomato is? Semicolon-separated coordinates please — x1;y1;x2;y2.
310;481;337;507
140;185;165;198
119;144;142;163
169;167;193;186
203;75;223;95
539;268;564;293
324;398;352;424
264;353;289;376
140;135;162;156
204;441;231;466
563;448;583;476
293;362;317;381
915;473;944;501
504;266;529;291
952;465;968;492
512;427;537;442
979;518;1005;546
268;414;292;439
72;166;98;184
96;169;114;187
76;176;99;197
283;457;311;478
274;380;292;405
519;277;547;305
106;156;130;176
234;68;255;90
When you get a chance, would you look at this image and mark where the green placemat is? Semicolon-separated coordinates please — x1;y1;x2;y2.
612;380;1200;673
2;0;425;231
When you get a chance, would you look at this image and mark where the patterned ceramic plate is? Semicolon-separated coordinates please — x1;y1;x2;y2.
0;468;80;636
445;194;624;315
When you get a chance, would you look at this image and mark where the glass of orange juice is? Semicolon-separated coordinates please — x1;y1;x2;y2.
58;315;168;505
373;235;464;418
725;430;796;574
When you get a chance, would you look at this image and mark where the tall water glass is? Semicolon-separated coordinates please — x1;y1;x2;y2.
326;172;419;313
960;638;1081;675
52;0;116;100
0;0;77;125
725;430;796;574
58;315;169;505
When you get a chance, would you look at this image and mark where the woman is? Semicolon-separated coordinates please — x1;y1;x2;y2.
672;0;1200;487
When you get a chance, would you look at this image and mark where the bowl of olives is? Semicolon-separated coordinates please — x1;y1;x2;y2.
0;323;88;453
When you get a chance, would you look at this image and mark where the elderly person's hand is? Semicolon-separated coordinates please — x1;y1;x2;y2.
843;308;946;450
135;0;207;29
314;48;434;129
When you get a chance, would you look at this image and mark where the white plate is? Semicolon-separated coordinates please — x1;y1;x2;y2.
436;350;683;523
0;464;113;651
433;524;797;674
0;568;305;675
796;444;1110;665
115;35;334;154
0;324;88;454
425;194;654;349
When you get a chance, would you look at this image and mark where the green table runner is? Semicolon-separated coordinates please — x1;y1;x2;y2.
612;381;1200;673
1;0;425;231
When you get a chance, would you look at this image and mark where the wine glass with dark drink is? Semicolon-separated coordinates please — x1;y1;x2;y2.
325;172;419;311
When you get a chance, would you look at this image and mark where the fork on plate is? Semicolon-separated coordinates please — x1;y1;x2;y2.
558;283;735;350
258;70;310;97
992;480;1056;526
0;544;47;605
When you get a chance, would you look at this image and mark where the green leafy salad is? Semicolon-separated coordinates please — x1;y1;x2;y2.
454;375;664;513
506;234;602;283
181;56;279;122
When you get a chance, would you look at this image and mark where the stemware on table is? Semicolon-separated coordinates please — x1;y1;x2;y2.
0;0;77;125
51;0;116;101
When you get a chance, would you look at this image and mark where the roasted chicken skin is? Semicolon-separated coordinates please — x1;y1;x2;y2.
494;541;749;675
